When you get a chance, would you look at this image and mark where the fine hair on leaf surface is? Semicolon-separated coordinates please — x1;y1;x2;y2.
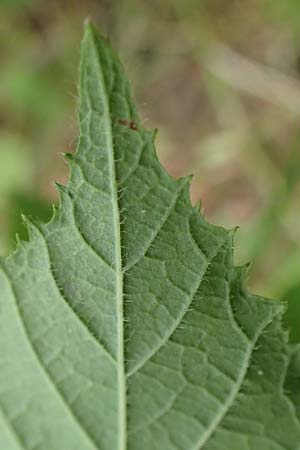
0;21;300;450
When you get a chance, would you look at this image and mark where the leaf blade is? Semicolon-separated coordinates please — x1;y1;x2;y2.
1;22;300;450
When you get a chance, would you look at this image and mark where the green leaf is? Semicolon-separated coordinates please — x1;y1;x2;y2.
1;22;300;450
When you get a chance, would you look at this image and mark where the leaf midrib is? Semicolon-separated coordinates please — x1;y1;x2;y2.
88;26;126;450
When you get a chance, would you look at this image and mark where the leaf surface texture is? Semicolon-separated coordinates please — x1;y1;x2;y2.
0;23;300;450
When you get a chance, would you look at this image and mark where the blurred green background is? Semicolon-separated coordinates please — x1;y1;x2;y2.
0;0;299;339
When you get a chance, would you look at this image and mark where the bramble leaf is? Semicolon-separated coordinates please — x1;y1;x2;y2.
0;23;300;450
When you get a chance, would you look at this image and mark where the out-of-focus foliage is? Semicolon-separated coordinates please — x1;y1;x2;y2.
0;0;299;337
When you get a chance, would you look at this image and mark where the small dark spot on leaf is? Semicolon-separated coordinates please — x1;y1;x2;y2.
118;119;138;131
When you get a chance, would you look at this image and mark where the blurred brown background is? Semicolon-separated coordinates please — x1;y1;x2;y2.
0;0;300;338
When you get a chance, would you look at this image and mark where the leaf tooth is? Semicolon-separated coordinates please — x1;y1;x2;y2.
62;152;74;162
